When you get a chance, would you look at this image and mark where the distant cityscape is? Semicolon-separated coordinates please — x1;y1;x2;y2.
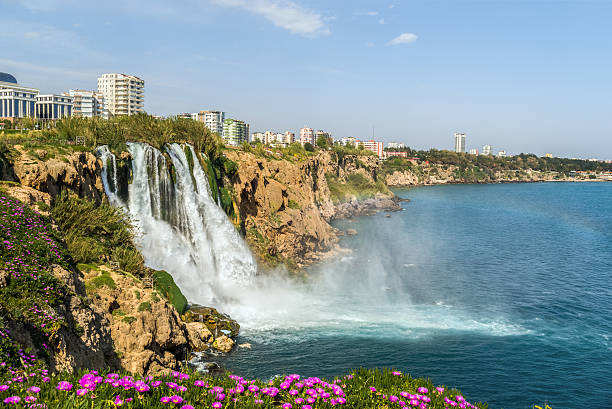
1;71;609;163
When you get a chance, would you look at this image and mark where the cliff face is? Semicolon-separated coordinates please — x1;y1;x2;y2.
8;145;104;202
225;150;396;267
385;164;576;187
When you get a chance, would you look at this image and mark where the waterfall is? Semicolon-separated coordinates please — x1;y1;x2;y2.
97;142;256;305
96;145;121;206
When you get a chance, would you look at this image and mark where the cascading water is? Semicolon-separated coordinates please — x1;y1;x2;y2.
96;145;122;206
98;142;256;305
97;143;524;339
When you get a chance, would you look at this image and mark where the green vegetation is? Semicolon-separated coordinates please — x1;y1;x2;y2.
51;193;144;273
287;199;301;209
325;173;391;204
0;368;491;408
153;271;188;314
87;271;117;290
138;301;152;312
384;147;612;174
0;194;74;372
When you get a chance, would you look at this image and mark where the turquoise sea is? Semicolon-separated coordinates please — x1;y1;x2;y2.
218;183;612;409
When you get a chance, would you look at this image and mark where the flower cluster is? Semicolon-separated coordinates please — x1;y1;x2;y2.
0;367;491;408
0;195;73;374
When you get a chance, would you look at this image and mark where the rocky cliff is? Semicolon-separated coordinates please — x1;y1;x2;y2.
385;164;577;187
225;150;399;267
3;145;104;202
0;184;237;377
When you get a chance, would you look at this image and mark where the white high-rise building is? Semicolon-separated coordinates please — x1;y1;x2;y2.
197;110;225;135
66;90;105;118
300;127;314;145
97;73;144;116
469;148;478;155
454;132;466;153
482;144;492;155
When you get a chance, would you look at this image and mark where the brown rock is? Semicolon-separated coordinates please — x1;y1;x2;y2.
212;335;235;353
185;322;213;352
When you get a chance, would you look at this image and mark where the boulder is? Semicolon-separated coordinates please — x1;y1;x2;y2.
212;336;235;353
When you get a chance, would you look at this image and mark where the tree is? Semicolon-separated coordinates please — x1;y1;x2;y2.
316;135;328;149
304;142;315;152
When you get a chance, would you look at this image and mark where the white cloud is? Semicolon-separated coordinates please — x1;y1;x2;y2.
366;11;378;16
378;18;386;25
212;0;330;37
365;41;375;48
387;33;418;46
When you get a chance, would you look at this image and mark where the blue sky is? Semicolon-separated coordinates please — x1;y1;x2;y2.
1;0;611;158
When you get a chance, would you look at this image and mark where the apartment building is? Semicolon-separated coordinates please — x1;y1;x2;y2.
222;118;249;146
197;110;225;135
66;90;104;118
299;127;314;145
97;73;144;116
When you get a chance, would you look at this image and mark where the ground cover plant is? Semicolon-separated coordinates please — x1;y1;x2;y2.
0;367;489;409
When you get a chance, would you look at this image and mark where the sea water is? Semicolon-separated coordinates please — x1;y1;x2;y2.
218;183;612;409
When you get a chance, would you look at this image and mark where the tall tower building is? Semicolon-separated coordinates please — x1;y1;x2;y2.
97;73;144;116
482;144;492;155
454;132;466;153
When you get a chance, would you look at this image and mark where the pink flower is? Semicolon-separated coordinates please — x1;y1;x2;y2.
3;396;20;404
56;381;73;391
27;386;40;394
212;402;223;409
76;389;89;396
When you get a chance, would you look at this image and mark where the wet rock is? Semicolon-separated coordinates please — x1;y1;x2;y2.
185;305;240;338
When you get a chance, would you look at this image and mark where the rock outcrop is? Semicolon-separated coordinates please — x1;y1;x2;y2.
82;266;234;375
1;264;120;374
385;165;579;187
9;145;104;202
225;150;399;267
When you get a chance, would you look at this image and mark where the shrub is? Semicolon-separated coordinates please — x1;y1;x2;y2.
138;302;151;312
288;199;301;209
88;272;116;290
153;271;188;314
51;193;144;273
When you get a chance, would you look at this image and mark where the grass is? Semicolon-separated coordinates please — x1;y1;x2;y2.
51;193;144;274
325;173;390;204
287;199;301;210
87;272;116;290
